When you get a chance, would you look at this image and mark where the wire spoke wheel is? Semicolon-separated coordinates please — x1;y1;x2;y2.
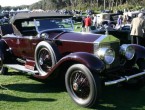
71;70;90;99
65;64;101;107
38;48;52;73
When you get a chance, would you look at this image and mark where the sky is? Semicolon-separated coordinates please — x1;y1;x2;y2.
0;0;41;7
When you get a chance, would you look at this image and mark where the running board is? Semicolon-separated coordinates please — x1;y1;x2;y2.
4;64;38;75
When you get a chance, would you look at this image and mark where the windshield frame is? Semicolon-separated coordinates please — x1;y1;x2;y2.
34;17;74;33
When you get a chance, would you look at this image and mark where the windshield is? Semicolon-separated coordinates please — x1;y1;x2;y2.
34;18;74;32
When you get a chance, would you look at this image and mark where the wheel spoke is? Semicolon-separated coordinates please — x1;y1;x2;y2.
71;70;90;99
38;48;52;73
73;72;81;83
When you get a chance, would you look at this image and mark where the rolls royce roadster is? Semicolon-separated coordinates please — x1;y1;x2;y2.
1;12;145;108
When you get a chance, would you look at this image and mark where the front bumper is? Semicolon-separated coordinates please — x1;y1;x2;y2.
105;71;145;86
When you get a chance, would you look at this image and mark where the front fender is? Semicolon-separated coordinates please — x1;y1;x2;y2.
34;52;105;79
62;52;105;72
132;44;145;59
131;44;145;70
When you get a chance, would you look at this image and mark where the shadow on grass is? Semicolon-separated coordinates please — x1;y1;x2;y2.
1;83;66;93
2;82;145;110
0;93;56;102
0;78;64;103
95;85;145;110
5;71;32;76
2;71;66;93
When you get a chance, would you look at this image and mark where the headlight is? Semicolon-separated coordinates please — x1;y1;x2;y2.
96;47;115;64
120;44;135;60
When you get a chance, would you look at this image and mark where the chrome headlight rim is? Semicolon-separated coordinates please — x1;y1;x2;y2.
120;44;135;60
96;47;115;64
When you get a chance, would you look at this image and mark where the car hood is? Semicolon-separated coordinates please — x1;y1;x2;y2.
57;32;119;44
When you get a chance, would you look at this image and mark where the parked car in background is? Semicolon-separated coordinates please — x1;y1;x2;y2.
92;25;131;44
72;15;82;23
0;16;9;25
97;13;121;26
124;11;145;22
1;12;145;108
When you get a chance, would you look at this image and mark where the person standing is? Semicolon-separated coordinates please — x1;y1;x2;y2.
130;13;145;45
81;17;85;32
92;14;97;27
84;15;92;32
123;14;128;25
116;15;123;30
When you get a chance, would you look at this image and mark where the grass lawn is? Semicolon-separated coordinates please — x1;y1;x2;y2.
0;70;145;110
74;22;82;32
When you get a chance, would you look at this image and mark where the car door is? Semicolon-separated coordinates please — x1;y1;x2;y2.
18;36;43;60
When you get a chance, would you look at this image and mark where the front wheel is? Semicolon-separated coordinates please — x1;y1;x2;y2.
65;64;101;107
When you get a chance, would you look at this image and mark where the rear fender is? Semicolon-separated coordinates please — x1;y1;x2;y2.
0;40;16;64
34;52;105;79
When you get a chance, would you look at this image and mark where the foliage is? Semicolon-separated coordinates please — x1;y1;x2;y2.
28;0;143;11
1;0;145;12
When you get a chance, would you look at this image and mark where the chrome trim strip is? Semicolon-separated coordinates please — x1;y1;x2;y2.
93;35;107;44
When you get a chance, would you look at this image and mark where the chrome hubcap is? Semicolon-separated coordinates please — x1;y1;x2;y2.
73;83;79;91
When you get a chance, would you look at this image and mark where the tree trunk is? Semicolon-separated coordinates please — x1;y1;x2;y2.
104;0;106;10
96;0;98;7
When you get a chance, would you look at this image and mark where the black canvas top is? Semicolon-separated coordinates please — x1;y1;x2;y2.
10;12;72;23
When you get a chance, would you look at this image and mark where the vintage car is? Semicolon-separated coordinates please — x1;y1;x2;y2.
1;12;145;108
96;13;121;26
92;24;145;46
124;11;144;19
0;14;9;25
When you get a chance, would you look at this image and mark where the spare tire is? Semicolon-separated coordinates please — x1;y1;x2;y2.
35;41;57;76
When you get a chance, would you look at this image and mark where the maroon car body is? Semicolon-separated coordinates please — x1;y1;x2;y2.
1;12;145;108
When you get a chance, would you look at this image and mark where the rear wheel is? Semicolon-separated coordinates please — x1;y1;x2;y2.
65;64;101;107
35;41;57;76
